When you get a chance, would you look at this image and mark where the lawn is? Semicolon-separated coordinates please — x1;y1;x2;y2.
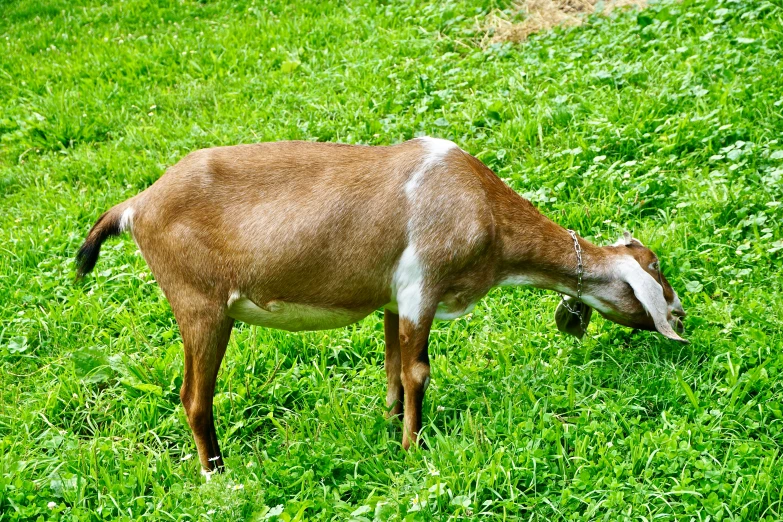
1;0;782;519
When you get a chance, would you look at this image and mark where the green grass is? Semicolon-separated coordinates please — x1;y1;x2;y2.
1;0;783;519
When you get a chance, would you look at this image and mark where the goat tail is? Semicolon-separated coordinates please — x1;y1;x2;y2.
75;199;136;279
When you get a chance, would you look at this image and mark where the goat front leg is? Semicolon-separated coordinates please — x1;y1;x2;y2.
175;302;234;473
384;309;404;419
399;312;434;450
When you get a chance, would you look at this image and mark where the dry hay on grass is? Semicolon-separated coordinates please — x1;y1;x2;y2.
486;0;648;44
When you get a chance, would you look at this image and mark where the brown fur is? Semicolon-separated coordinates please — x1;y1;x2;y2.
77;138;686;471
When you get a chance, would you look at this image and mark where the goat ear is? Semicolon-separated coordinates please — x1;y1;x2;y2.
614;230;634;246
555;297;593;339
618;259;689;343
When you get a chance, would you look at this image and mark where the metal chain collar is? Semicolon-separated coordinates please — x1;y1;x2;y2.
559;229;585;329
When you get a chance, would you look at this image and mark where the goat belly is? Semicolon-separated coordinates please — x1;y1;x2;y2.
226;296;371;332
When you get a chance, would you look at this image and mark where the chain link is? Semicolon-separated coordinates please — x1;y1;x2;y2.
559;229;585;330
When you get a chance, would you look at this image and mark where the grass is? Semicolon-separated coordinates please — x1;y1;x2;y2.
1;0;782;519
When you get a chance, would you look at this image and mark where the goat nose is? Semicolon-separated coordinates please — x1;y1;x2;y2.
672;307;686;318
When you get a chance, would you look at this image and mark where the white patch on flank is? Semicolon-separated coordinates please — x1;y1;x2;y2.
391;244;425;325
227;297;368;332
119;207;135;232
404;137;458;197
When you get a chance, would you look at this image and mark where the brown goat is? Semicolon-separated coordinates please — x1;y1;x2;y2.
76;137;686;474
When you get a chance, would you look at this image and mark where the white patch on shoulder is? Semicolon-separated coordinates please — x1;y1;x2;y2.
395;138;462;322
404;137;459;197
419;136;458;156
119;207;135;233
227;296;368;332
391;244;425;325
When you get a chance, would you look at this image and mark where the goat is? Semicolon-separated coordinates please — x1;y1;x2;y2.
76;137;687;473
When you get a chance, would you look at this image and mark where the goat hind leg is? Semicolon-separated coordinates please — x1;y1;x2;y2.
176;303;234;473
206;318;233;469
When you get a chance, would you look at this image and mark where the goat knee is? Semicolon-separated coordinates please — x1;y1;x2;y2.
403;361;429;384
402;362;430;396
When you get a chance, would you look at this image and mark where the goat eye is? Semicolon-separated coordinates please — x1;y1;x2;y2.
649;261;660;272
